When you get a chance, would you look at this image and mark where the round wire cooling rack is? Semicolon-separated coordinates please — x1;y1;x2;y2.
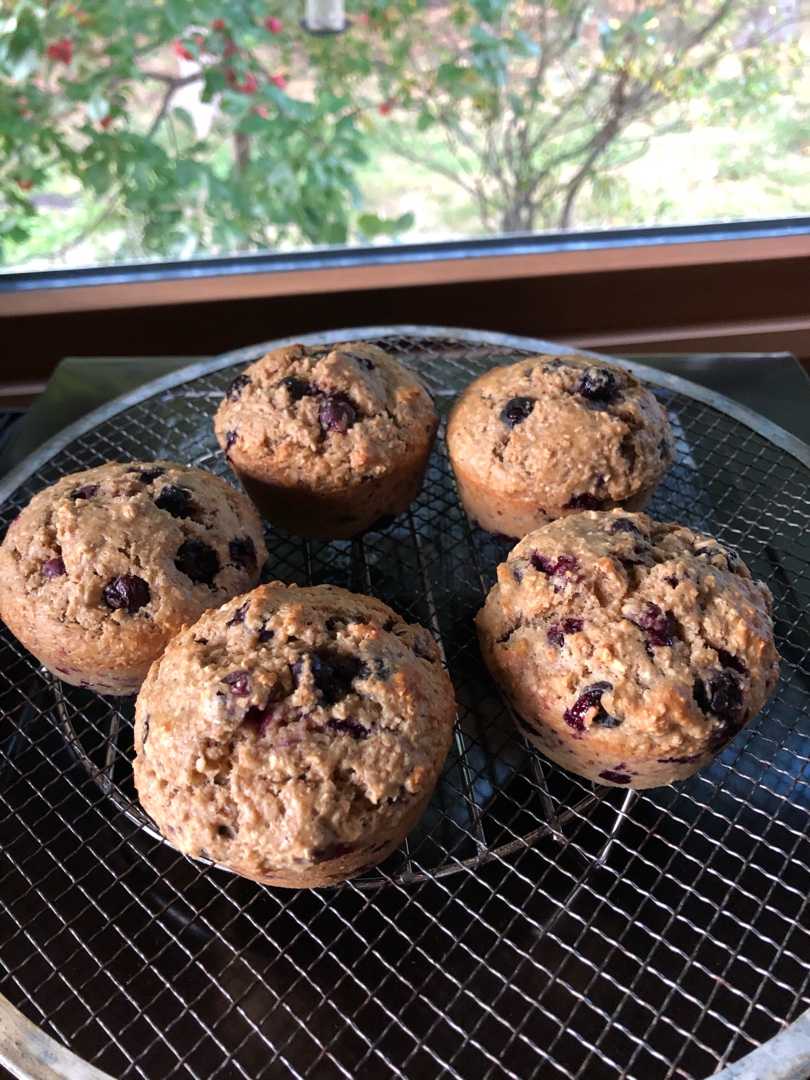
1;326;809;1080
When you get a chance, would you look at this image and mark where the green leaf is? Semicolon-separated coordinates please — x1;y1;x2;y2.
165;0;191;32
202;68;228;102
356;210;415;238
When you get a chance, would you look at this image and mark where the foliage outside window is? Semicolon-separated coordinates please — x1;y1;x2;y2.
1;0;809;271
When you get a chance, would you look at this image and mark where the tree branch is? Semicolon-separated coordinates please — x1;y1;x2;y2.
137;70;204;87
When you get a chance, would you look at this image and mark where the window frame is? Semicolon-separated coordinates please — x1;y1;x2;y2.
2;217;810;317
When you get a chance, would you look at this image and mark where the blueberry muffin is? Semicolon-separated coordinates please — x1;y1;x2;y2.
133;583;456;887
447;355;675;538
213;341;438;539
0;462;267;695
476;511;778;788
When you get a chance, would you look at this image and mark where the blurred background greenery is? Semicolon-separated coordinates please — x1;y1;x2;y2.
1;0;809;271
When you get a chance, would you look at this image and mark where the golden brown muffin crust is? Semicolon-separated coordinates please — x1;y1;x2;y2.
476;510;778;788
0;461;267;694
134;583;456;886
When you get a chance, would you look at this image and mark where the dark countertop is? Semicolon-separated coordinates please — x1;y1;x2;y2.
0;351;808;478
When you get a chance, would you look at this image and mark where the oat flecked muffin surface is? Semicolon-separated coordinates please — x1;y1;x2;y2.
214;341;439;538
476;511;778;788
447;355;675;538
133;583;456;887
0;461;267;695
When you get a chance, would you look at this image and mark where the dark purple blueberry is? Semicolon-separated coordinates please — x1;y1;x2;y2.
694;542;740;571
592;711;622;728
258;623;274;642
664;575;679;588
134;468;165;484
227;373;251;401
225;430;238;452
610;518;641;536
693;670;743;725
103;574;150;613
659;753;702;765
194;636;209;646
217;824;235;839
599;770;632;784
42;557;66;579
222;670;251;696
174;539;220;586
229;536;257;570
341;351;375;371
717;649;748;675
547;618;583;647
280;376;316;401
319;393;357;434
566;492;604;511
154;485;195;520
564;681;613;732
309;650;364;705
531;552;554;574
544;359;566;371
226;602;248;627
312;842;356;863
327;717;369;740
512;566;524;584
530;552;580;590
578;367;619;404
72;484;98;500
500;396;535;427
627;602;678;648
243;702;281;737
530;552;560;575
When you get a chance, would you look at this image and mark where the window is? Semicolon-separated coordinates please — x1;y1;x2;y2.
2;0;809;277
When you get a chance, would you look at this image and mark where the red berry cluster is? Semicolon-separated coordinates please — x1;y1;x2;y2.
46;38;73;64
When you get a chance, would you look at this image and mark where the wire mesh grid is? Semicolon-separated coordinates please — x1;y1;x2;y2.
1;330;809;1080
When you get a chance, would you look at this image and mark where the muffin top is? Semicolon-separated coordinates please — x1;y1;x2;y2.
0;461;266;672
134;583;456;877
447;355;674;511
476;511;778;766
214;342;438;489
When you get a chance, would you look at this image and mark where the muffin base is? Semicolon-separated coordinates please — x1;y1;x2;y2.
232;442;435;539
510;710;710;789
147;785;435;889
0;604;147;696
453;460;657;539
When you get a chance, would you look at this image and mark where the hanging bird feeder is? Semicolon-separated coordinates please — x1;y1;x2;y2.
302;0;349;34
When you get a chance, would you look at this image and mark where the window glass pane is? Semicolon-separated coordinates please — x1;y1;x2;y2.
2;0;809;273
